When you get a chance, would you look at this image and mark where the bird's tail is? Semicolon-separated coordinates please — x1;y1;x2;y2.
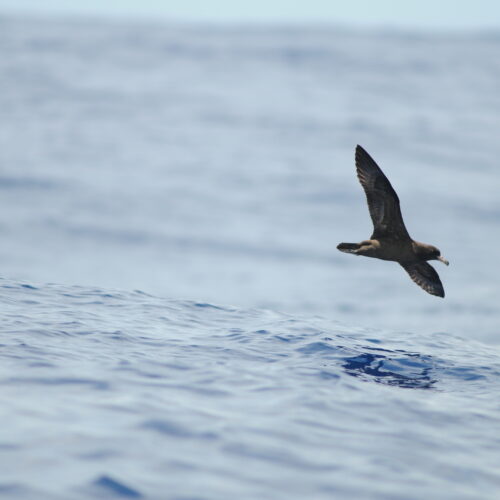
337;242;360;254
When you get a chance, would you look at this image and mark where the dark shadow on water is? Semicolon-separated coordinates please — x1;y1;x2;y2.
93;475;142;498
342;351;436;389
298;340;437;389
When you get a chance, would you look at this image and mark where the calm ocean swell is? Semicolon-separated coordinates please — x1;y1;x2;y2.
1;15;500;500
1;278;500;499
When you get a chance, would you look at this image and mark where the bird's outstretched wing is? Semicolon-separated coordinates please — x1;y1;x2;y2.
355;145;411;241
399;261;445;297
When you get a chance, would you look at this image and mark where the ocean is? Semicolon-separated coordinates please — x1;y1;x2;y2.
1;15;500;499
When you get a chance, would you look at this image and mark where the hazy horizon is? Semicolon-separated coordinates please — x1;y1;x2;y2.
1;0;500;31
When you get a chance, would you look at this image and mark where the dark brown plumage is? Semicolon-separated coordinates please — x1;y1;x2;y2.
337;145;449;297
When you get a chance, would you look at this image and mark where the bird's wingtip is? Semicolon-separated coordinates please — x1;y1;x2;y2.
355;144;369;161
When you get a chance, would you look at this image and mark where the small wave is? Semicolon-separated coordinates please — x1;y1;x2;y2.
92;476;142;499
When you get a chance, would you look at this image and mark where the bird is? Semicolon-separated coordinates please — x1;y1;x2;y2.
337;145;449;297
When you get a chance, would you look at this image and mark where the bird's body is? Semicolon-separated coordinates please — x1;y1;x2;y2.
337;146;448;297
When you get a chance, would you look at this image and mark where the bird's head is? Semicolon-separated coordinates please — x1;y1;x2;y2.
417;243;449;266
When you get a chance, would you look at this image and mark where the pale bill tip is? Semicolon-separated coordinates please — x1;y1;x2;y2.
437;256;449;266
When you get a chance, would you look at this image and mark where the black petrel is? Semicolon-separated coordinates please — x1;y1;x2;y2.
337;145;449;297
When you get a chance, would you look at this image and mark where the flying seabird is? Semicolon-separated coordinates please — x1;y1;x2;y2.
337;145;449;297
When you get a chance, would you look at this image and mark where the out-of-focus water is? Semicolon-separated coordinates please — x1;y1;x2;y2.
1;16;499;341
1;15;500;500
2;278;500;500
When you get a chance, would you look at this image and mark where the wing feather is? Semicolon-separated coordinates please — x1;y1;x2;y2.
355;145;410;241
400;261;445;297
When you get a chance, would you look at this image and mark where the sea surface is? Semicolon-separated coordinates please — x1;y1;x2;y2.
1;15;500;499
3;278;500;500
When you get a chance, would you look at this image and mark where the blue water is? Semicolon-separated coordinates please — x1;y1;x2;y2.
2;278;500;499
1;14;500;499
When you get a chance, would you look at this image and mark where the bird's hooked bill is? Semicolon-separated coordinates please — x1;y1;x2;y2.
437;256;449;266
